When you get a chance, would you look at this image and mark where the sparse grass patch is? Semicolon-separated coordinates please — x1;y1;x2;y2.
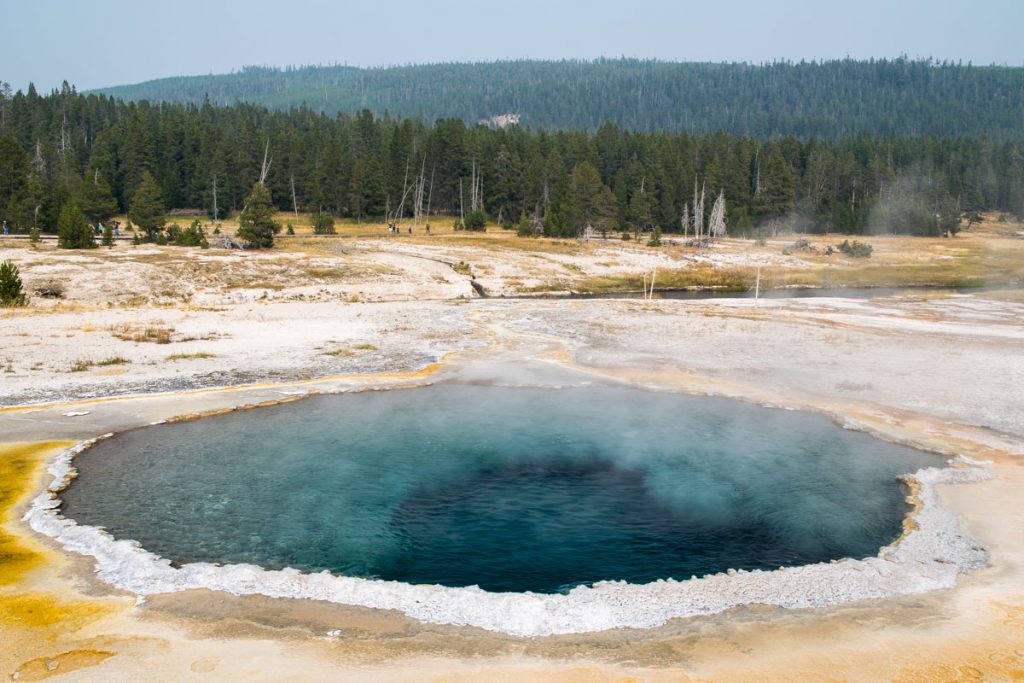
566;266;754;294
224;280;287;291
323;348;355;357
353;343;378;351
117;295;150;308
166;352;217;361
303;267;349;279
95;356;130;366
68;359;94;372
452;261;472;277
110;323;175;344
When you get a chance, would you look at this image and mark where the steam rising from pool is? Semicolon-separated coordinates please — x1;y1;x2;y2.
61;385;939;594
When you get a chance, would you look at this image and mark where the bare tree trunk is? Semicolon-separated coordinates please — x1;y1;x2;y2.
425;165;435;220
290;175;299;221
754;266;761;307
259;140;272;184
693;177;705;243
413;156;426;223
709;190;727;240
394;157;411;223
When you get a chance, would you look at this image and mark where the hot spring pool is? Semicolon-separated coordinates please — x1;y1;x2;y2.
61;385;939;595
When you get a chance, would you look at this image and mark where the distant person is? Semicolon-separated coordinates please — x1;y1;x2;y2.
2;220;8;235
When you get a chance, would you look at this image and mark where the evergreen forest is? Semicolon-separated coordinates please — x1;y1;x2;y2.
1;78;1023;240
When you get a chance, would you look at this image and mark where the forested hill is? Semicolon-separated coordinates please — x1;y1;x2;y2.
89;59;1024;139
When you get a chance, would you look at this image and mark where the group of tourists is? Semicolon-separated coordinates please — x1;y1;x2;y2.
386;223;431;235
90;220;123;238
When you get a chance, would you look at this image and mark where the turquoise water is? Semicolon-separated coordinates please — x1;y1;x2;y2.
61;385;939;594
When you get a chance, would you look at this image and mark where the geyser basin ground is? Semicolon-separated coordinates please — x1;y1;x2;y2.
61;385;939;596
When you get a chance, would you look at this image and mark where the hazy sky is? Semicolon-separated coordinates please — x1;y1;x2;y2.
5;0;1023;91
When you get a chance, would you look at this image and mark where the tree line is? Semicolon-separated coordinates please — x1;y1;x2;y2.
0;83;1022;242
90;58;1024;140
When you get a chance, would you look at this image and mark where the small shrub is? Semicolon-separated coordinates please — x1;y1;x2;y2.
102;222;114;247
463;209;487;232
286;224;295;235
57;203;96;249
452;261;472;277
29;226;40;246
647;227;662;247
516;213;538;238
0;260;27;306
167;219;209;248
312;211;336;235
837;239;873;258
621;231;631;241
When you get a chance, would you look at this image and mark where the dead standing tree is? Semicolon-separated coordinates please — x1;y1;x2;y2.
692;177;706;246
259;140;272;185
709;190;727;240
413;156;426;224
469;157;483;212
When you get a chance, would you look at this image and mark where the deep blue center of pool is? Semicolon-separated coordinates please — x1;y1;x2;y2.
61;385;937;593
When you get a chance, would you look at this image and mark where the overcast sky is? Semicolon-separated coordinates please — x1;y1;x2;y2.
5;0;1023;92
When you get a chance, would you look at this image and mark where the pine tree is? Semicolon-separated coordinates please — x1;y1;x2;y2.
566;162;614;236
102;221;115;247
758;148;796;220
237;182;279;248
629;179;654;238
0;137;29;228
57;203;96;249
312;209;336;235
77;170;118;225
0;259;27;306
129;171;166;242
